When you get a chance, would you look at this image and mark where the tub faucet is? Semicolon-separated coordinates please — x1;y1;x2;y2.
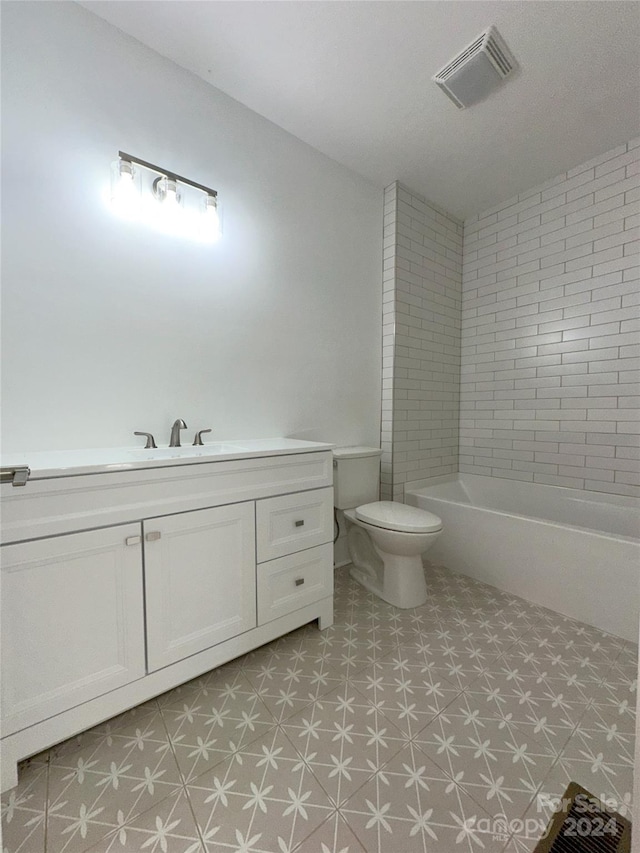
169;419;187;447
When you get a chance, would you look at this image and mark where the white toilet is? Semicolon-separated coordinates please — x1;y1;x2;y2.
333;447;443;608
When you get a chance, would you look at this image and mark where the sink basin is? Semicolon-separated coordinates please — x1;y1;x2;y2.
132;444;248;461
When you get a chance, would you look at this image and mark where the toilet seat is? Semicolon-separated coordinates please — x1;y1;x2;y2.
355;501;442;534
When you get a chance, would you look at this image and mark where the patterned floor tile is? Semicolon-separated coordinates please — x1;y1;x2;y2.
402;632;505;690
242;645;351;722
615;642;639;671
500;833;541;852
1;761;48;853
537;612;622;644
48;700;161;763
495;641;613;692
187;726;336;852
487;648;556;682
349;655;462;738
155;660;244;710
275;625;398;671
293;811;366;852
339;740;494;852
413;691;557;822
508;638;616;686
160;667;277;783
281;682;410;806
568;705;636;767
242;626;322;661
46;712;183;853
586;677;637;735
83;787;204;852
592;660;637;706
465;668;592;755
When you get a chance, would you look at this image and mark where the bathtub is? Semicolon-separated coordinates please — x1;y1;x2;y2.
405;474;640;642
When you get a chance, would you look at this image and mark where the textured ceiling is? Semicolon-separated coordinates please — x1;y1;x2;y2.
79;1;640;219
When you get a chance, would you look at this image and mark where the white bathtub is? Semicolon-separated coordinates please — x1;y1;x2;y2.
405;474;640;642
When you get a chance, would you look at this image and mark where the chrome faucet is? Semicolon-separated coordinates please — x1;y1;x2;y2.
169;419;187;447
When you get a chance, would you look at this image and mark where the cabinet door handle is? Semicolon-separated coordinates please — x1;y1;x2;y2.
125;535;141;546
295;578;305;586
145;531;162;542
294;519;305;527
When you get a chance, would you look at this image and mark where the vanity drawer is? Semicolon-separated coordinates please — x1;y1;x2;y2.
256;487;333;561
257;544;333;625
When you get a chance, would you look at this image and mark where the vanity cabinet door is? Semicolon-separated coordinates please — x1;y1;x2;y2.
1;524;145;736
144;502;256;672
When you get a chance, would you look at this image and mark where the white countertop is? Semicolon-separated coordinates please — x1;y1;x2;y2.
1;438;333;479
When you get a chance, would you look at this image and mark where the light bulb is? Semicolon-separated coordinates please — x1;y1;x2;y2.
199;194;221;243
152;176;184;234
154;177;182;208
163;179;180;209
110;159;140;218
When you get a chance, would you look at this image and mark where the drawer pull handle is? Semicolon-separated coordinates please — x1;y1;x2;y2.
145;531;162;542
125;536;141;546
294;519;305;527
295;578;305;586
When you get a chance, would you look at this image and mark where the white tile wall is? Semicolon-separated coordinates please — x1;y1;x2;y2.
381;183;463;500
461;140;640;497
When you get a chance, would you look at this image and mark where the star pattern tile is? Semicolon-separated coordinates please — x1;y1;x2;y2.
412;691;558;822
45;712;184;853
83;787;204;852
349;656;461;738
159;666;277;783
187;727;335;852
2;563;637;853
338;740;495;852
281;683;410;806
0;761;48;853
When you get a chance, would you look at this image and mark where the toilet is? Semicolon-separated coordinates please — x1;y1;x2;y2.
333;447;443;608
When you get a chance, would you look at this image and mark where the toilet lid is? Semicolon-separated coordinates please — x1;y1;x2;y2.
355;501;442;533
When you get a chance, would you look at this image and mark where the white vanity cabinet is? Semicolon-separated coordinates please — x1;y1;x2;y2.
0;444;334;792
144;502;256;672
1;524;146;736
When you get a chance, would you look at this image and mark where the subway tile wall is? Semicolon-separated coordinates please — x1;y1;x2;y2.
381;182;463;500
460;140;640;497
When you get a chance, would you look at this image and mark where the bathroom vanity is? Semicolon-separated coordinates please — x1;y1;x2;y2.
0;439;334;791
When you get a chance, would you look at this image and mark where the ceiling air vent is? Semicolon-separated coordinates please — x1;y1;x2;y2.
433;26;517;109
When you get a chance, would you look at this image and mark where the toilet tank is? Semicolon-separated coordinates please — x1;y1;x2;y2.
333;446;382;510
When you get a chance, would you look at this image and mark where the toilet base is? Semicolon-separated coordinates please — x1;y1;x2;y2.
349;553;428;609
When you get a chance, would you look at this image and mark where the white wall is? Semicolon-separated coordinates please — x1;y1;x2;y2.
0;2;382;454
381;183;462;500
460;141;640;497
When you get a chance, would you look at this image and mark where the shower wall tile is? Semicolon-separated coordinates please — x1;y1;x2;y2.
461;140;640;496
381;182;463;500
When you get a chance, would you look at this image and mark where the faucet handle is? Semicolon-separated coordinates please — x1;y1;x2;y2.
134;431;157;449
193;429;212;446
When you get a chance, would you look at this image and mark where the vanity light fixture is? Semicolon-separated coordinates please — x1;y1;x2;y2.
110;151;221;242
